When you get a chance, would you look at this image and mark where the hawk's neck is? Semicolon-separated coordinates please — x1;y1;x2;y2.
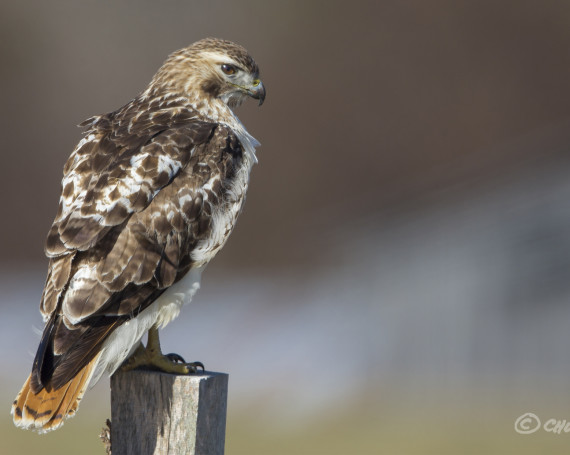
200;98;260;165
142;90;261;165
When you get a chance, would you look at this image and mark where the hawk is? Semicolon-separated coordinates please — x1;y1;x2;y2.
12;38;265;432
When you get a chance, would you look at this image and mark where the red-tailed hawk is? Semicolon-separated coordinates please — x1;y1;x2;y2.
12;38;265;432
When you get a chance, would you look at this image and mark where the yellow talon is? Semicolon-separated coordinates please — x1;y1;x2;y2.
121;325;202;374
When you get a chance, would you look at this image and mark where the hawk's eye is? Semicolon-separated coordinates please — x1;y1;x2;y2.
221;64;237;75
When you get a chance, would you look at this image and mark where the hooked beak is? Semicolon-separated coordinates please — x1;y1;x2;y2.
248;79;266;106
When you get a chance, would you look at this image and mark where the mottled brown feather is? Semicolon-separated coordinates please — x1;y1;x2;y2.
40;253;75;316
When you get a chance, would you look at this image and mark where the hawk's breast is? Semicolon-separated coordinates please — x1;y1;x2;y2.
190;137;253;266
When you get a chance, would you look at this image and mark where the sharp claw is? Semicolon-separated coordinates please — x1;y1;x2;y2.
166;353;186;364
188;361;205;372
164;355;204;373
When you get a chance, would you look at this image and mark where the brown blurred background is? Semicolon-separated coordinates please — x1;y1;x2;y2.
2;1;570;454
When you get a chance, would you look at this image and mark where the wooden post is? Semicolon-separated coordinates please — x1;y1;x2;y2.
109;369;228;455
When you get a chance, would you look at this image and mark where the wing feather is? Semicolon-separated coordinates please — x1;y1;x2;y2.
34;106;243;391
40;253;75;316
50;122;215;254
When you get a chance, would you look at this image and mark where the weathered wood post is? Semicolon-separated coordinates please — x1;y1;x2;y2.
108;370;228;455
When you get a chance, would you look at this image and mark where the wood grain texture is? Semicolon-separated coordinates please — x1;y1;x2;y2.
110;369;228;455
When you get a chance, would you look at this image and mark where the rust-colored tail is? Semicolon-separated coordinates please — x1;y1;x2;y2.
11;354;100;433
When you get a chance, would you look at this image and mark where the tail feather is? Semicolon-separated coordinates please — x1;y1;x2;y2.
12;354;100;433
51;355;94;421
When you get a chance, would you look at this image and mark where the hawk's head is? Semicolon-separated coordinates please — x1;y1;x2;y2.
150;38;266;108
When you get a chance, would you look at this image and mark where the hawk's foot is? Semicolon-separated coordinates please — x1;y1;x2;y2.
121;326;204;375
165;353;205;373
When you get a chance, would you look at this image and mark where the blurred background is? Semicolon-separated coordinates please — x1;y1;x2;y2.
2;0;570;453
